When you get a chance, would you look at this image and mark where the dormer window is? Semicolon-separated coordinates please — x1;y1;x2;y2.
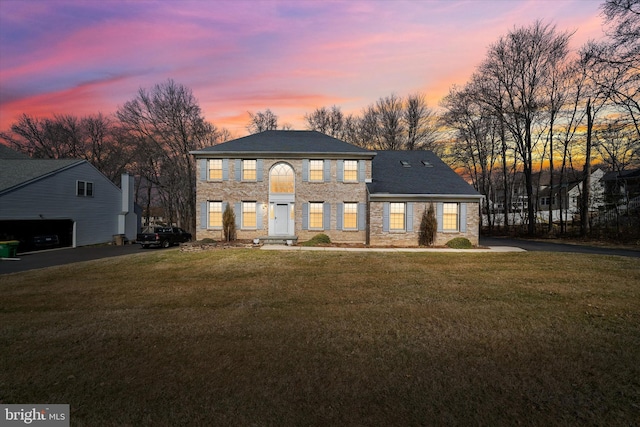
421;160;433;167
401;161;411;168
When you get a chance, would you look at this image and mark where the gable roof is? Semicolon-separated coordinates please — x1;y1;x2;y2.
367;150;481;199
191;130;373;158
0;157;84;194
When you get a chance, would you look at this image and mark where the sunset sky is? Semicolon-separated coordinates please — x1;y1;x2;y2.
0;0;606;138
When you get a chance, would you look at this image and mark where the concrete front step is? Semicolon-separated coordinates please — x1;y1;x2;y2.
258;236;298;245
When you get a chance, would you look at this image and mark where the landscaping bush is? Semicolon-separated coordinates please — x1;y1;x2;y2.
446;237;473;249
418;204;437;246
222;204;236;242
301;233;331;246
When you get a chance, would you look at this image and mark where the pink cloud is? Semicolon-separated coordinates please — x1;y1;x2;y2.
1;0;608;136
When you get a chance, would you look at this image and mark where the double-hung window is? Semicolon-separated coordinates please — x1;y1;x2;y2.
442;203;459;231
309;160;324;182
389;203;405;231
309;202;324;229
242;202;257;228
208;159;223;180
343;160;358;182
208;201;222;228
242;160;256;181
343;202;358;230
77;180;93;197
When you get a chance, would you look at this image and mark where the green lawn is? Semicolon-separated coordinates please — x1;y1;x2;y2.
1;249;639;426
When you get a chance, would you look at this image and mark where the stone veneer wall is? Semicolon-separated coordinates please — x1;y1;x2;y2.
196;158;370;243
368;201;480;247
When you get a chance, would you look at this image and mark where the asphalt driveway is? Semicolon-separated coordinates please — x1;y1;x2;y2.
0;244;147;275
480;236;640;258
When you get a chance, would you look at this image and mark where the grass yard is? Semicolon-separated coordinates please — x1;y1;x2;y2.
1;249;639;426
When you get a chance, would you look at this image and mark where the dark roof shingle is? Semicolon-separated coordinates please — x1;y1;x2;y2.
0;158;83;193
192;130;372;155
367;150;480;197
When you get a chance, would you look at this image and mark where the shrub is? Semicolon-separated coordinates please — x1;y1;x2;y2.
301;233;331;246
418;204;438;246
446;237;473;249
222;204;236;242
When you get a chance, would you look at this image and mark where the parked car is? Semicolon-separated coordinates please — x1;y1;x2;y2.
32;234;60;249
136;227;192;249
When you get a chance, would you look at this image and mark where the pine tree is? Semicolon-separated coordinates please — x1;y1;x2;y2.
419;204;437;246
223;204;236;242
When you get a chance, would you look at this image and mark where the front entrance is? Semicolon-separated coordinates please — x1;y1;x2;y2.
274;204;289;235
269;162;295;237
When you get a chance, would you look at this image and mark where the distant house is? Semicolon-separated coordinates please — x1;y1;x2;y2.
536;168;606;223
190;130;482;246
0;144;139;252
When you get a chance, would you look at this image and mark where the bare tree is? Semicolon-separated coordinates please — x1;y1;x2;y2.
246;109;279;134
404;93;438;152
481;21;572;236
1;113;133;183
376;94;405;150
442;83;500;230
596;118;639;171
116;79;224;234
305;105;345;138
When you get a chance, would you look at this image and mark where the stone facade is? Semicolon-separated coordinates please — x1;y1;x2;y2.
191;130;483;247
196;158;370;243
369;201;480;247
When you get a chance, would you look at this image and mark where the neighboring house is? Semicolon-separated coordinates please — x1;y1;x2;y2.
141;206;168;227
536;168;605;223
0;144;139;251
191;130;482;246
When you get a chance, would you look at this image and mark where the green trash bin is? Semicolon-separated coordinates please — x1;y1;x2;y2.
0;240;19;258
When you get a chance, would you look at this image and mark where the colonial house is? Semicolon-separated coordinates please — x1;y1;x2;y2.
191;131;481;246
0;144;139;251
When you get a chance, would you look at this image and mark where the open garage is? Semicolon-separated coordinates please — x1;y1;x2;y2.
0;219;73;253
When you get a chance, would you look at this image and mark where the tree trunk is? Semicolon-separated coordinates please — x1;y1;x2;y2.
581;99;593;237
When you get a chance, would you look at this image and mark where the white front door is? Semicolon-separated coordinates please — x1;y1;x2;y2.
274;204;289;235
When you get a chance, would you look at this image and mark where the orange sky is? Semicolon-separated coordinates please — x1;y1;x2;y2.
0;0;606;138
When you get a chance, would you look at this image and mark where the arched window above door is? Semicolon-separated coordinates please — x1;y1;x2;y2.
270;163;294;193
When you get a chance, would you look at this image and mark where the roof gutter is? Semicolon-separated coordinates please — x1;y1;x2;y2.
368;193;483;202
190;151;377;159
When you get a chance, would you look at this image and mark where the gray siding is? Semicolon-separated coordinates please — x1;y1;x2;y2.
0;162;123;246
